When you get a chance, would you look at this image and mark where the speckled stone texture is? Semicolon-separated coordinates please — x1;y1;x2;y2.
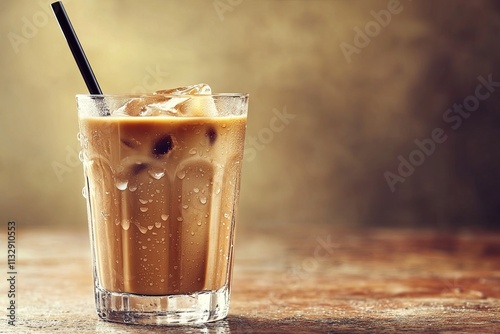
1;225;499;333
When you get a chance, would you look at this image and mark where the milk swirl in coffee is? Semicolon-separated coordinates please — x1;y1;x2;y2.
78;85;247;295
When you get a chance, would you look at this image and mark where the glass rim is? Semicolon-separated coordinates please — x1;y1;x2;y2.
76;93;249;99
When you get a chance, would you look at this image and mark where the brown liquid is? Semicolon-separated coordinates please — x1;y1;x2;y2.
79;115;246;295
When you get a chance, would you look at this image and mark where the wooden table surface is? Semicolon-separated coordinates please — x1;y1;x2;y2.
1;223;500;333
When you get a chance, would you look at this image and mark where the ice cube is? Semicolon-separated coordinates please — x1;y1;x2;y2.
112;95;168;117
112;83;218;117
153;83;218;117
177;94;218;117
155;83;212;96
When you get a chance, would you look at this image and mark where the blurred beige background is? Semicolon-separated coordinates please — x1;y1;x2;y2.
1;0;500;230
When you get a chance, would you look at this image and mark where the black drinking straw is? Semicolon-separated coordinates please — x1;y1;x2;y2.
51;1;102;95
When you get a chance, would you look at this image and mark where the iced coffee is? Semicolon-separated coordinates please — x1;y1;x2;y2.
77;84;248;324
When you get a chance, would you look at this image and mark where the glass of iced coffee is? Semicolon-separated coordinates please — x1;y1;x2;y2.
76;84;248;325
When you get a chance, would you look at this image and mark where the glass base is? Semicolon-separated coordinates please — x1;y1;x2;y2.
95;286;230;325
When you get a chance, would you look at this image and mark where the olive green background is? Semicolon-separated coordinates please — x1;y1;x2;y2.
1;0;500;229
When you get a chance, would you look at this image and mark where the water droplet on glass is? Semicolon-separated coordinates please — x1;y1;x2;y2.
142;245;147;250
138;225;148;234
148;225;154;230
177;217;183;222
216;188;221;195
155;222;162;228
115;179;128;190
199;196;207;204
101;211;110;220
129;184;137;192
197;222;202;226
139;199;148;205
193;187;200;193
161;214;169;221
82;186;88;199
121;219;130;230
191;231;195;236
140;207;148;212
182;204;189;209
224;213;230;219
189;148;197;155
78;151;85;162
148;168;165;180
176;170;186;179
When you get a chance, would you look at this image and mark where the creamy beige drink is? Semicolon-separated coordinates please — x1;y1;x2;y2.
77;86;248;324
